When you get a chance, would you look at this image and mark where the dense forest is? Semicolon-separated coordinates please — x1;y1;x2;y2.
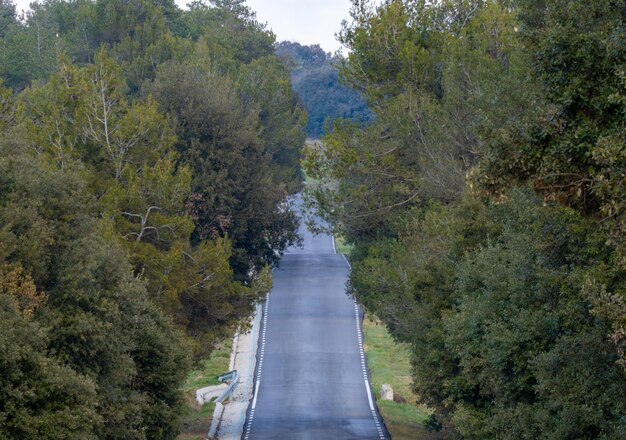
0;0;305;438
276;41;371;138
305;0;626;438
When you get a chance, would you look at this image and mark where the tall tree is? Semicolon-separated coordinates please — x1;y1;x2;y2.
239;54;307;192
478;0;626;257
147;59;300;278
0;275;99;440
0;138;191;438
305;1;626;437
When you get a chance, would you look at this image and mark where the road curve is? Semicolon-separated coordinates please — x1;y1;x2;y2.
242;213;388;439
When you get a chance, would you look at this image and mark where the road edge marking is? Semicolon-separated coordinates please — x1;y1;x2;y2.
342;253;351;269
354;302;387;440
251;380;260;410
244;294;270;439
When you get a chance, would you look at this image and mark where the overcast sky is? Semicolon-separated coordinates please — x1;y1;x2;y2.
12;0;356;53
241;0;353;53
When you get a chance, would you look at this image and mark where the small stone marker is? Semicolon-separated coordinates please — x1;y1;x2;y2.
380;383;393;401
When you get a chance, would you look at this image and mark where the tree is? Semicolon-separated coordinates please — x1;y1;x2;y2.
0;80;13;130
19;51;265;358
349;190;626;438
444;192;626;439
305;1;626;437
147;60;300;278
305;0;535;241
0;1;59;89
0;138;191;438
0;0;16;38
1;1;308;436
477;0;626;255
81;49;175;180
19;59;84;169
238;54;307;192
0;276;100;440
276;41;372;138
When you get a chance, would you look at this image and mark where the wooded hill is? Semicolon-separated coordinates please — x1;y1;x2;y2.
276;41;372;138
305;0;626;438
0;0;305;438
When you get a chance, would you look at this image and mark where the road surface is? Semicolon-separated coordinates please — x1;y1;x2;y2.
242;213;388;439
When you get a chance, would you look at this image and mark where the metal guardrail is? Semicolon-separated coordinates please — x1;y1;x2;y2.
215;370;239;403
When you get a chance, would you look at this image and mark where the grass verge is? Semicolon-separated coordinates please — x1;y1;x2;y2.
177;339;232;440
364;317;445;439
335;235;354;255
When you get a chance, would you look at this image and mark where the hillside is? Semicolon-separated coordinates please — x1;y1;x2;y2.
276;41;372;138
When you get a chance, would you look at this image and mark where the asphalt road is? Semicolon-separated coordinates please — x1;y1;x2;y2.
243;215;388;439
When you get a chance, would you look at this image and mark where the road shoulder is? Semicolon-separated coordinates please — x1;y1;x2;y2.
209;303;262;440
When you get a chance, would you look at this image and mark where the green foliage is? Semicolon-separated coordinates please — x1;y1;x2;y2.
147;59;300;278
306;1;626;438
0;2;60;89
178;339;231;438
0;267;99;440
0;79;14;131
305;0;535;240
186;0;275;68
0;309;97;439
477;0;626;257
239;55;307;192
1;0;305;437
276;41;372;138
351;191;626;438
0;143;190;438
445;193;626;439
17;47;274;357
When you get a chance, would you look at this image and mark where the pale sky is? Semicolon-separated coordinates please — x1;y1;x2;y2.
241;0;353;53
12;0;357;53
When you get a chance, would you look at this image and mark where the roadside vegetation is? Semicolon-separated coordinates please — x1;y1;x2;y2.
341;239;434;439
305;0;626;438
363;317;441;440
0;0;305;438
334;236;354;255
178;339;232;440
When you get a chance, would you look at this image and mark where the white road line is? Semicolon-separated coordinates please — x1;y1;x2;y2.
332;235;337;254
342;253;351;269
246;293;270;437
353;301;385;438
364;379;375;411
251;380;260;410
234;302;262;439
